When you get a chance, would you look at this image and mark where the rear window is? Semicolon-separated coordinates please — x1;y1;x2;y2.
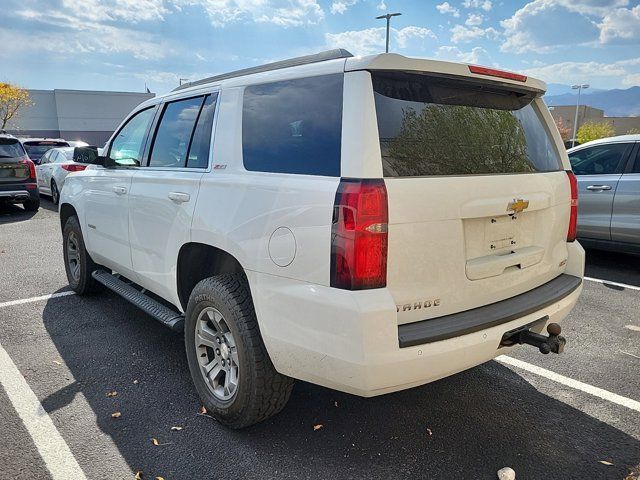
373;72;562;177
23;141;69;161
242;74;343;176
0;139;26;158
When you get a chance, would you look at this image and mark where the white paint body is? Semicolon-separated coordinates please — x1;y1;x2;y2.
60;53;585;396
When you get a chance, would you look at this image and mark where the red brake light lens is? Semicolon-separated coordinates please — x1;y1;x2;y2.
330;179;388;290
61;164;87;172
567;171;578;242
21;158;36;179
468;65;527;83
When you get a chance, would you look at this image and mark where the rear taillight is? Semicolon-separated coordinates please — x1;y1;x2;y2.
330;179;388;290
567;171;578;242
61;164;87;172
21;158;36;179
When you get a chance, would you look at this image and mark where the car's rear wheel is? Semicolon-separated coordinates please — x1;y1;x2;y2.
51;180;59;205
62;215;104;294
23;197;40;212
184;274;294;429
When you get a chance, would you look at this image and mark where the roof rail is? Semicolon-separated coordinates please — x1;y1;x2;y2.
172;49;353;92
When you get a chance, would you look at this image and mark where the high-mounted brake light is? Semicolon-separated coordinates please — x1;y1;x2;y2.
566;171;578;242
61;164;87;172
468;65;527;83
330;179;388;290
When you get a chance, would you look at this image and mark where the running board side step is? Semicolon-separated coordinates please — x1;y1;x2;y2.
92;270;184;332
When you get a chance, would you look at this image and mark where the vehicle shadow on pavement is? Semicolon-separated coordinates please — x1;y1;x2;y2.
41;290;639;480
584;248;640;288
0;203;37;224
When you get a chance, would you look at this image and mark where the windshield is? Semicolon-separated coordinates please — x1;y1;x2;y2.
0;139;27;159
23;141;69;161
372;72;562;177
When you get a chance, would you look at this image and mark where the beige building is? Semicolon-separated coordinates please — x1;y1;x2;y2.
547;104;640;138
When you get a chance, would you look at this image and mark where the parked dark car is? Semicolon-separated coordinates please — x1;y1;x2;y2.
19;138;70;165
0;134;40;211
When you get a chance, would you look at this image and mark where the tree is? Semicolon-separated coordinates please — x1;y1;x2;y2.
576;121;615;144
554;116;572;141
626;128;640;135
0;83;32;130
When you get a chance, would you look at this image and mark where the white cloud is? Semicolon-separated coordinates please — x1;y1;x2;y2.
500;0;600;53
330;0;358;14
436;2;460;17
450;24;499;43
523;58;640;87
60;0;168;23
377;0;387;11
599;6;640;42
435;45;493;65
325;26;436;55
462;0;492;11
465;13;483;25
554;0;629;16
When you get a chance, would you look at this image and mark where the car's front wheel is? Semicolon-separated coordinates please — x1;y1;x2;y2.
62;215;104;294
184;274;294;429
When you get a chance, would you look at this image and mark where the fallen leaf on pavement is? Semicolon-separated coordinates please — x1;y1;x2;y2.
152;438;159;446
134;471;143;479
133;379;140;384
599;460;614;466
313;424;323;431
53;360;62;365
426;428;433;436
106;391;118;397
155;477;164;480
171;426;183;431
200;406;207;414
111;412;121;418
334;401;338;407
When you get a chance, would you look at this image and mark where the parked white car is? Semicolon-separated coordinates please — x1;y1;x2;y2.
59;50;585;428
37;146;94;204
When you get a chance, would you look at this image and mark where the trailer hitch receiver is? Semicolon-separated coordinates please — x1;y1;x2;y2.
501;322;566;354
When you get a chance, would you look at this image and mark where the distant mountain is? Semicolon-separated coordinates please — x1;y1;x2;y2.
544;83;607;96
544;86;640;117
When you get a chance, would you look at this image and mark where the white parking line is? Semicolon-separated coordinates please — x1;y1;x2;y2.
0;291;75;309
584;276;640;291
497;355;640;413
0;342;87;480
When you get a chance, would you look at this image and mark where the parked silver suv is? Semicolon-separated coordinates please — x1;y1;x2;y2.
568;135;640;254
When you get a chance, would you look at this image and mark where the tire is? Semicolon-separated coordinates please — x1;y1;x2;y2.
62;215;104;294
23;197;40;212
185;274;294;429
51;180;59;205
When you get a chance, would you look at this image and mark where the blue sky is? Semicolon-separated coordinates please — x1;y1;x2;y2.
1;0;639;94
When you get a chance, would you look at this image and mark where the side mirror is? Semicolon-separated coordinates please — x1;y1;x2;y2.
73;146;99;164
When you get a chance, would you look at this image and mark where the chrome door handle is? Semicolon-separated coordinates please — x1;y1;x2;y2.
168;192;191;203
113;186;127;195
586;185;612;191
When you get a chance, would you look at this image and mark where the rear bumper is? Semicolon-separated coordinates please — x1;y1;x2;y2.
249;243;585;397
0;183;39;203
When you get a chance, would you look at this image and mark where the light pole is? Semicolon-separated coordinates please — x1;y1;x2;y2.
571;83;589;148
376;12;402;53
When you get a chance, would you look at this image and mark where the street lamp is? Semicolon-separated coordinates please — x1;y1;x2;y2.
571;83;589;148
376;12;402;53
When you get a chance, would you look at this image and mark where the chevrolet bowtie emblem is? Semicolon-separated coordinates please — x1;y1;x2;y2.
508;199;529;214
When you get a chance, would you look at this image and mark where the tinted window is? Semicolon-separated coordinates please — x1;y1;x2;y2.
630;145;640;173
23;141;69;161
373;72;561;177
186;94;217;169
0;139;26;158
242;74;343;176
569;143;630;175
149;96;204;168
110;107;155;167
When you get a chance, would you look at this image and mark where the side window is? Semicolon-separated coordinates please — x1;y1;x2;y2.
149;96;204;168
186;94;217;169
569;143;630;175
110;107;155;167
631;145;640;173
40;151;51;164
242;74;343;176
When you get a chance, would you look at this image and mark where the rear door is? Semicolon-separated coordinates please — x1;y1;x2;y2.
611;143;640;245
366;71;571;325
568;142;633;240
128;93;217;305
36;150;53;192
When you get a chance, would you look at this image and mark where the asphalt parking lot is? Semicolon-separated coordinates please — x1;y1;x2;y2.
1;199;639;480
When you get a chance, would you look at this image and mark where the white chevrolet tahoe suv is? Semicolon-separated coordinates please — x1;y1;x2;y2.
59;50;585;428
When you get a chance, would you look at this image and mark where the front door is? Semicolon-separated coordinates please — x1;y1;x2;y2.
83;106;157;279
568;142;633;240
129;94;217;306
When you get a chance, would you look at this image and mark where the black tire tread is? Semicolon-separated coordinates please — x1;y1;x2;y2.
187;274;293;428
62;215;104;295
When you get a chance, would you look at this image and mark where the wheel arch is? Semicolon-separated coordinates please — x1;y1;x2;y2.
177;242;248;311
59;203;78;231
